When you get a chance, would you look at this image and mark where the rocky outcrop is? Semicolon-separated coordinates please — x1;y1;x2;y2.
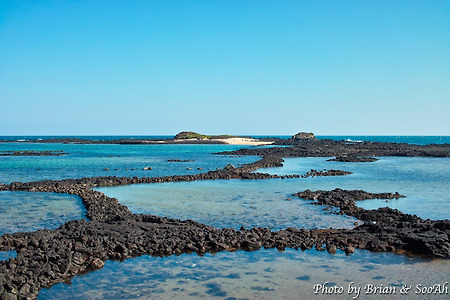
291;132;317;140
301;169;353;177
167;159;195;162
220;139;450;157
0;151;67;156
327;156;379;162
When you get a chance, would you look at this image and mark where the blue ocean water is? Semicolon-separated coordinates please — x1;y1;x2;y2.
0;135;173;142
0;136;448;299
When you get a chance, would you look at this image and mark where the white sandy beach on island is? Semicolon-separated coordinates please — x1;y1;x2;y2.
172;137;274;146
216;137;274;145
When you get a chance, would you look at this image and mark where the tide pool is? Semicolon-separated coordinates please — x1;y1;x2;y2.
0;250;16;261
97;179;361;231
0;191;86;235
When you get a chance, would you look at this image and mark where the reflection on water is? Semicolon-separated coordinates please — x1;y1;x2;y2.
0;191;86;235
97;180;361;231
38;248;450;300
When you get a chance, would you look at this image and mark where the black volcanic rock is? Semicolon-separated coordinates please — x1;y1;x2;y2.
0;150;67;156
327;156;379;162
220;139;450;157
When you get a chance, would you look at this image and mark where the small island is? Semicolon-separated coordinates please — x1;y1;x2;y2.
171;131;274;145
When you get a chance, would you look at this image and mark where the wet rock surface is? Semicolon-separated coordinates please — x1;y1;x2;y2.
0;142;449;299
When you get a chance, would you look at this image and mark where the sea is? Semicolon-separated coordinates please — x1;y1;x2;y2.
0;136;449;299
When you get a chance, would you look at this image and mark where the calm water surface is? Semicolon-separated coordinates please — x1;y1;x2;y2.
38;249;449;300
0;139;448;299
0;191;85;236
262;157;450;220
97;179;361;231
0;143;259;183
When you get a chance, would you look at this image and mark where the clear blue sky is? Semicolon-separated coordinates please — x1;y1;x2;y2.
1;0;449;135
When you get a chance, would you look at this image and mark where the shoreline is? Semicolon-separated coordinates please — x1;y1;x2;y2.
171;137;275;146
0;139;449;299
0;137;274;146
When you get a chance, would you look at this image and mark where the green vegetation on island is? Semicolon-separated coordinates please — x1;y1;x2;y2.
173;131;238;140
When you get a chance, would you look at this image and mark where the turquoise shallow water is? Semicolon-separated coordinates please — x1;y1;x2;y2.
0;250;16;261
0;191;86;235
0;143;259;183
262;157;450;220
0;138;448;299
96;180;361;231
97;156;450;226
